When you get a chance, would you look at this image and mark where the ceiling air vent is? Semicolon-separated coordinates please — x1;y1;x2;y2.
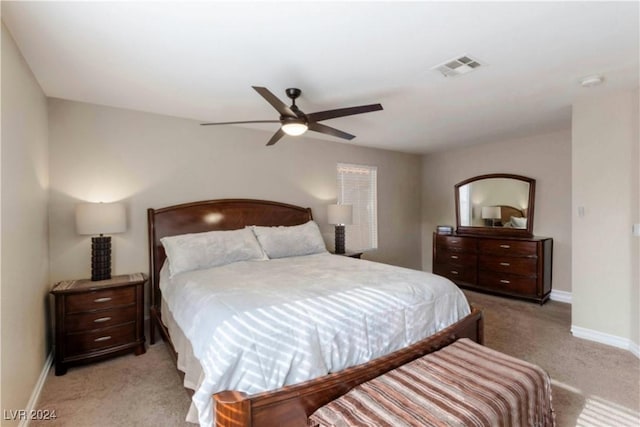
432;55;483;77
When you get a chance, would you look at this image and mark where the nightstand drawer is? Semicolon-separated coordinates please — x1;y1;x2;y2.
65;305;137;332
66;323;136;357
65;287;135;314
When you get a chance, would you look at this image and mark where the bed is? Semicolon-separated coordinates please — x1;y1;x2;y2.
497;205;527;228
147;199;483;427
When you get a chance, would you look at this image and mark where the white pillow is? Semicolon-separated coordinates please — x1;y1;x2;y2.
252;221;327;259
511;216;528;229
161;228;266;277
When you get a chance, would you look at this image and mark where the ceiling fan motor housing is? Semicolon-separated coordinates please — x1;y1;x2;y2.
285;88;302;100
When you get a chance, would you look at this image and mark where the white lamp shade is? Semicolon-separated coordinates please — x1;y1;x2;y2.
328;204;353;225
481;206;501;220
75;202;126;235
281;122;308;136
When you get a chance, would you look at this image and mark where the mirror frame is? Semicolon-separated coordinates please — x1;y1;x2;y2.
455;173;536;238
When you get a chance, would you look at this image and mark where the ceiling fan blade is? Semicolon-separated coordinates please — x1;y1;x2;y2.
200;120;280;126
266;128;285;146
307;103;383;122
252;86;297;117
308;122;355;140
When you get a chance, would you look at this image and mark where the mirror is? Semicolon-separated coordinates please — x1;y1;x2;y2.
455;173;535;237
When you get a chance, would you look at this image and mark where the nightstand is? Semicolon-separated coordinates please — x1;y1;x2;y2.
332;251;363;259
51;273;146;376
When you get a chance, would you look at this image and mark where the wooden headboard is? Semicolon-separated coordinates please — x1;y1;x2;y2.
497;205;525;225
147;199;313;328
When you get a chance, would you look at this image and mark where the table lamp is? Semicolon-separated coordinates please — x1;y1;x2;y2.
75;202;126;281
481;206;501;227
328;204;353;254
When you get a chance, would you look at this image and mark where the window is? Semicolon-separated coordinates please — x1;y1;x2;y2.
459;183;471;226
337;163;378;251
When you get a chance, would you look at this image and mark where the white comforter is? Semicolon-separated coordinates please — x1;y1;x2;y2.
161;252;470;427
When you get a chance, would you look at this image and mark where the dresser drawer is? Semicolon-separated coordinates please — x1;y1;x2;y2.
65;287;135;314
479;271;538;297
478;239;538;257
435;234;477;252
436;251;477;266
434;263;477;285
65;305;137;332
479;255;537;276
65;323;136;357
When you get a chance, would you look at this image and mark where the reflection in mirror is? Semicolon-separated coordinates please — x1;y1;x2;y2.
459;178;530;227
455;174;535;237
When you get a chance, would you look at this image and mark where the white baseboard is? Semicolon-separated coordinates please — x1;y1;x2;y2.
18;351;53;427
550;289;572;304
630;341;640;359
571;325;640;359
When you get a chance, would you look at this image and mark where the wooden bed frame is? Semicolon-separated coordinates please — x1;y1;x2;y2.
147;199;483;427
497;205;526;227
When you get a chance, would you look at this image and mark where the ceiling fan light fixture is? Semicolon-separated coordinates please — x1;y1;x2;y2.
281;121;308;136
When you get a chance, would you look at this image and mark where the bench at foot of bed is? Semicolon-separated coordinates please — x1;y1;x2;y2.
309;338;555;427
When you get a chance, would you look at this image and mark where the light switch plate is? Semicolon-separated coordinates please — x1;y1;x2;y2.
633;224;640;237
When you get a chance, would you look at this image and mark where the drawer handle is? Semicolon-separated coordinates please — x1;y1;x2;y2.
500;262;510;266
450;270;459;275
93;317;112;323
499;279;511;284
93;297;112;303
499;244;511;249
450;240;459;244
450;255;459;259
94;336;112;342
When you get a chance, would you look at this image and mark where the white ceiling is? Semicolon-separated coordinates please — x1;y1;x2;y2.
3;1;639;154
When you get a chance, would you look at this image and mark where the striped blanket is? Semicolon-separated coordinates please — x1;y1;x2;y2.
309;338;555;427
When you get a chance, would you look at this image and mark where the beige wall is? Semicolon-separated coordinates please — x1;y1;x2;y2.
1;23;50;423
47;99;422;284
572;89;639;348
421;129;572;293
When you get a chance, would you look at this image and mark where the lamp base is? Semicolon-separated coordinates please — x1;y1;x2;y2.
91;236;112;281
334;225;346;254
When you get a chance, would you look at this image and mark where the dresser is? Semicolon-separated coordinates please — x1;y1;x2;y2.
433;233;552;304
51;273;146;375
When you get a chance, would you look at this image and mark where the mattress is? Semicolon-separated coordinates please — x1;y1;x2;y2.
160;253;470;427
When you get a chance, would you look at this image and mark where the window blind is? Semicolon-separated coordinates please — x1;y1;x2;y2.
337;163;378;251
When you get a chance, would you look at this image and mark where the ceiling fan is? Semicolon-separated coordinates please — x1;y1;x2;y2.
201;86;383;146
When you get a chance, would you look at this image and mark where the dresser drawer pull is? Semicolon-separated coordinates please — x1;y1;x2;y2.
93;297;112;303
450;240;459;244
450;255;459;259
93;317;112;323
450;270;459;275
94;336;112;342
499;262;511;266
499;244;511;249
499;279;511;284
